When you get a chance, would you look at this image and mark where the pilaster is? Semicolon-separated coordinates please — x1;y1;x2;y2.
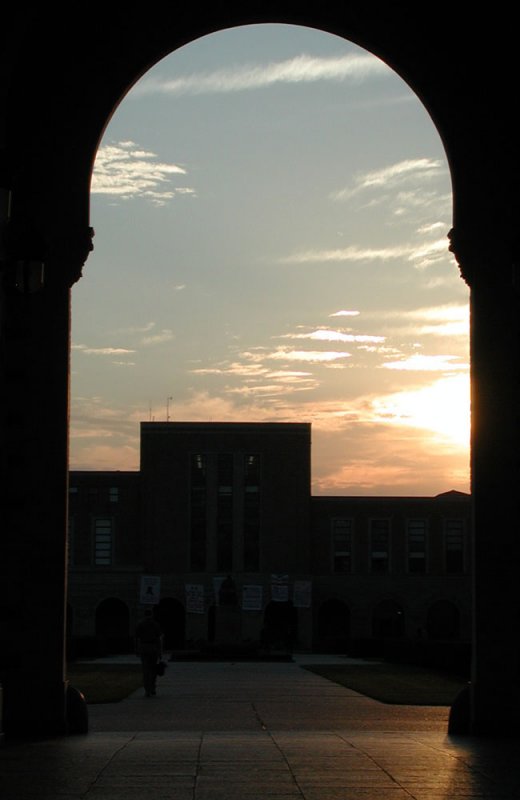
449;225;520;734
0;214;93;736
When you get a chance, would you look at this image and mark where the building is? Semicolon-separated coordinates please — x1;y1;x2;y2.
67;422;471;658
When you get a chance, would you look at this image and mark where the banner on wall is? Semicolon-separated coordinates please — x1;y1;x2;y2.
140;575;161;605
271;584;289;602
293;580;312;608
185;583;204;614
213;576;225;605
242;585;263;611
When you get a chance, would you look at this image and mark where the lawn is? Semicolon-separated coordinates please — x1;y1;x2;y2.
68;660;468;707
67;663;143;704
303;662;468;705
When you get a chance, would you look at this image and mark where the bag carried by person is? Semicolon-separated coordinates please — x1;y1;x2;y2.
156;661;167;677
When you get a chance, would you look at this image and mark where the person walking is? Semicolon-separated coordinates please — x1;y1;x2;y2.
135;609;163;697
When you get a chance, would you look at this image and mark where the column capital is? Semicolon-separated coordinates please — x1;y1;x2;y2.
47;225;95;287
448;226;519;291
2;219;94;291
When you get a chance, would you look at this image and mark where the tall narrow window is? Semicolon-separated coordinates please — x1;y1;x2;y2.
109;486;119;503
370;519;390;573
244;454;260;572
445;519;465;574
332;519;352;573
407;519;427;574
190;454;207;571
217;453;234;571
94;518;113;565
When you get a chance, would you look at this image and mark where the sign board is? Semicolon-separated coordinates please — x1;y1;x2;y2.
140;575;161;605
271;583;289;603
186;583;205;614
242;584;263;611
293;580;312;608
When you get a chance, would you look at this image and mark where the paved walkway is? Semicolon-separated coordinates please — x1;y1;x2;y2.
1;656;519;799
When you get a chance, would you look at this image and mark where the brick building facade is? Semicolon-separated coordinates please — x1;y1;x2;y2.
67;422;471;656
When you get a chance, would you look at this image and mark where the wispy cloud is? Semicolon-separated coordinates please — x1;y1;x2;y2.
279;328;385;344
73;344;136;356
141;329;175;346
332;158;445;201
280;239;450;269
376;304;469;338
329;310;360;317
381;354;468;372
91;141;194;205
260;348;351;364
134;53;390;97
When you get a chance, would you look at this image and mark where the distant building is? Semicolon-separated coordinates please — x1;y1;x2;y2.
67;422;471;656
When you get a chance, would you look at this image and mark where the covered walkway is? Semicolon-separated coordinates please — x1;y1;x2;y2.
1;657;518;799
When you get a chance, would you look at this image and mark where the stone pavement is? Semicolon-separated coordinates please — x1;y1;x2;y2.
1;655;519;799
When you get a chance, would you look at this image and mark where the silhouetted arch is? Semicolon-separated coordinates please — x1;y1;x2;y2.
154;597;185;650
426;599;460;641
372;599;405;640
95;597;130;653
315;598;351;653
263;601;297;651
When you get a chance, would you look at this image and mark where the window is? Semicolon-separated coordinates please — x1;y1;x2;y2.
407;519;427;574
332;519;352;573
94;518;113;565
217;454;234;571
109;486;119;503
244;454;260;572
370;519;390;573
445;519;465;574
190;454;207;571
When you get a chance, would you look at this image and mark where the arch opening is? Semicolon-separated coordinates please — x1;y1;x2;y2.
73;23;469;500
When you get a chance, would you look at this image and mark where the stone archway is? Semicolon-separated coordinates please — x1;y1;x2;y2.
95;597;131;654
315;598;351;653
1;6;517;736
372;599;405;641
426;600;461;642
154;597;186;651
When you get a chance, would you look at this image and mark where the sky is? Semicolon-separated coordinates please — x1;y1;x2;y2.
70;23;470;496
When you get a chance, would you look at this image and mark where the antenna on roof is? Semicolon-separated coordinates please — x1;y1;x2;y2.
166;396;173;422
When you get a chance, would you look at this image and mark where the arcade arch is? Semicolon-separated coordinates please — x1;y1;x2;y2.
74;24;467;500
1;7;517;737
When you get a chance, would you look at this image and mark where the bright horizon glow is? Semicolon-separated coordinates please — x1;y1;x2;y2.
71;24;470;496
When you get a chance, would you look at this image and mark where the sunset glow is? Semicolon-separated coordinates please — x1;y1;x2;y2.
71;24;470;496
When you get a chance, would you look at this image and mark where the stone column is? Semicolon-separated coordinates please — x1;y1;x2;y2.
449;227;520;734
0;218;93;736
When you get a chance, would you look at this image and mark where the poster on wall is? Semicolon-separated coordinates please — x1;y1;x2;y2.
140;575;161;605
185;583;205;614
293;580;312;608
213;576;225;605
271;583;289;602
242;585;263;611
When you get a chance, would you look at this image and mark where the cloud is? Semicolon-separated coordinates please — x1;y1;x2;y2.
141;329;175;346
73;344;136;356
381;354;468;372
280;237;451;270
134;53;390;97
402;304;469;337
332;158;445;201
279;328;385;344
329;310;360;317
91;141;194;205
265;348;351;364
